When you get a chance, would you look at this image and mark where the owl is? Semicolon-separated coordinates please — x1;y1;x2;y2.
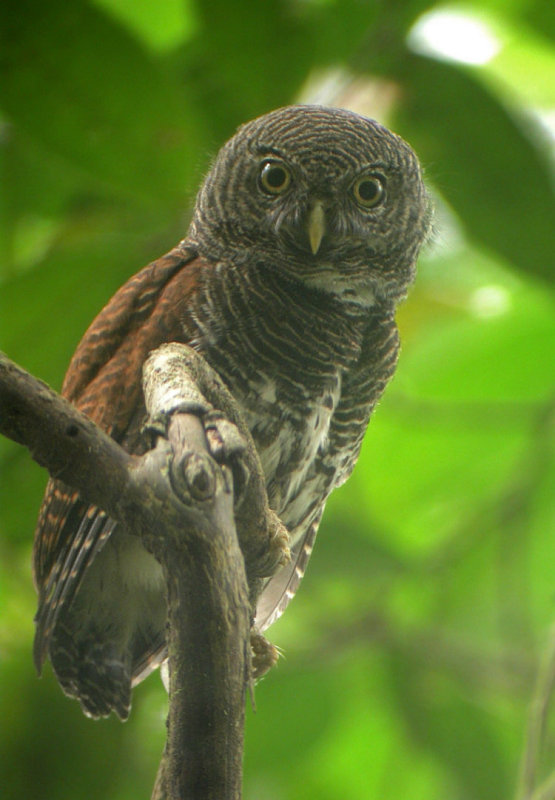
33;105;430;719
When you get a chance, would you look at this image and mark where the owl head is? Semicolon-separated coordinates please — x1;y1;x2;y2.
189;105;431;306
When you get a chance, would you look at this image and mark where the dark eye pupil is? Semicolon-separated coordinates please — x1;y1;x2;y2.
259;161;290;195
354;175;385;208
358;180;379;201
266;166;286;188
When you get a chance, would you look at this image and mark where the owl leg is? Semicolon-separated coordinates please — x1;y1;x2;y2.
203;407;290;576
143;343;290;584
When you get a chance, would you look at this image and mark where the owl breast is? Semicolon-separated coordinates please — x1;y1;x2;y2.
188;259;371;549
226;369;342;547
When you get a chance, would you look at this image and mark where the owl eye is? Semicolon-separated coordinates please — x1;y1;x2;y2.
353;175;385;208
259;160;291;195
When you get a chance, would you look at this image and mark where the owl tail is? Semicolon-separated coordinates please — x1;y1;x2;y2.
50;619;132;721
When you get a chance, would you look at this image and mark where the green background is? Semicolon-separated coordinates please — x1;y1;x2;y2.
1;1;554;798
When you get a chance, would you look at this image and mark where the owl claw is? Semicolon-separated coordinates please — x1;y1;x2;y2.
202;411;251;505
142;343;289;584
266;510;291;570
203;410;246;461
143;403;251;506
250;631;280;679
243;509;290;581
251;508;291;578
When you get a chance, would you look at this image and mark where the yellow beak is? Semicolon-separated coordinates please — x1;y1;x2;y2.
307;201;325;255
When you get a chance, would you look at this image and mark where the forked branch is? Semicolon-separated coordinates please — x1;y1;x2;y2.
0;350;254;800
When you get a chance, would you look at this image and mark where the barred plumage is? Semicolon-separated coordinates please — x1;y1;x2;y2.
33;105;430;719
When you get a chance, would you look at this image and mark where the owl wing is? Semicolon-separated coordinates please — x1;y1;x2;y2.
255;508;323;631
325;308;400;488
33;242;203;671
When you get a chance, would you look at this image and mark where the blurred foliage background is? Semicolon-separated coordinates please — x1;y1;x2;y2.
1;0;554;798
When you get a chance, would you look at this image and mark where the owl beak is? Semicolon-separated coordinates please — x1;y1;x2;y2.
307;201;326;255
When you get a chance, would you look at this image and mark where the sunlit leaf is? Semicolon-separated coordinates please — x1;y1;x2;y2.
393;54;555;283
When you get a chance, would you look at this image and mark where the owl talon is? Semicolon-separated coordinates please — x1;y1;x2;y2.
250;631;280;679
203;411;246;459
267;511;291;570
142;396;251;506
142;401;211;446
141;415;169;447
245;510;290;580
203;411;251;506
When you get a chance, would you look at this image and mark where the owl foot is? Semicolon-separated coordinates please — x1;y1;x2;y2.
203;414;291;578
259;509;291;575
202;409;251;504
250;631;280;679
144;343;291;585
143;344;252;504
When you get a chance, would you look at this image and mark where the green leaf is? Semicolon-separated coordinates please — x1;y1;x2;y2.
393;54;555;283
387;651;513;800
179;0;313;135
91;0;197;53
522;0;555;42
353;270;555;556
0;0;205;206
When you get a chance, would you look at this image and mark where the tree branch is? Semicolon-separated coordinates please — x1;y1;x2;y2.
142;411;249;800
0;351;132;518
0;350;253;799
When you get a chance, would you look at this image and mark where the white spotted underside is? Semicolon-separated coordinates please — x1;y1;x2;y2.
231;370;344;579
